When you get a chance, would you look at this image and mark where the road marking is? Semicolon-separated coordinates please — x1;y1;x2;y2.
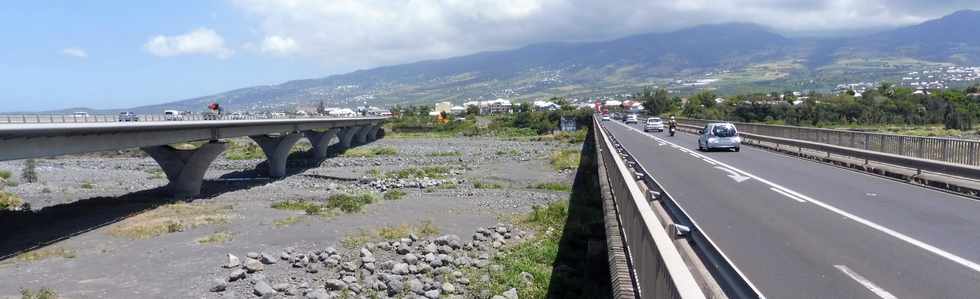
608;120;980;274
702;159;717;166
834;265;898;299
715;166;751;183
770;187;806;203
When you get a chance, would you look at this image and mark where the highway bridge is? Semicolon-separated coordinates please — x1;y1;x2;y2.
0;116;386;197
593;117;980;298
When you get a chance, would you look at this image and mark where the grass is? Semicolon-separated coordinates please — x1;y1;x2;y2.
273;216;303;227
376;166;451;179
196;231;233;244
427;150;462;157
473;181;503;189
0;191;24;210
529;182;572;192
495;149;522;156
224;141;265;160
79;181;94;189
0;170;11;180
549;149;581;171
107;203;234;239
535;130;588;144
16;246;77;262
342;146;398;158
383;189;407;200
341;220;441;248
20;288;57;299
144;169;165;179
272;192;379;215
468;200;568;298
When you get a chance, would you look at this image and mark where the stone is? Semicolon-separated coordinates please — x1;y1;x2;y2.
441;282;456;294
409;233;419;241
307;289;330;299
253;280;277;297
250;274;267;284
407;278;424;294
244;258;264;273
362;255;376;263
342;261;357;272
209;278;227;292
362;262;377;272
228;269;246;281
306;263;320;273
423;243;438;254
280;251;292;260
360;247;374;258
349;282;363;294
424;289;441;299
396;245;411;254
387;280;405;296
457;278;471;285
403;253;419;264
489;264;503;273
325;279;348;291
324;246;337;255
437;245;452;254
342;275;358;284
224;253;241;268
502;288;519;299
260;252;277;264
520;271;533;283
273;283;292;292
392;263;411;275
247;252;260;259
496;227;508;234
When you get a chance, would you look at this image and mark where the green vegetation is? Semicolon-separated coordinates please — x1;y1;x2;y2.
325;193;378;213
20;288;57;299
427;150;462;157
473;181;503;189
224;141;264;160
342;146;398;157
375;166;451;179
495;149;522;156
271;199;333;216
529;182;572;192
387;101;592;139
383;189;407;200
0;170;11;180
341;220;441;248
196;231;233;244
0;191;24;210
16;246;77;262
645;84;980;131
107;203;234;239
549;149;581;171
21;160;38;183
273;216;303;227
79;181;95;189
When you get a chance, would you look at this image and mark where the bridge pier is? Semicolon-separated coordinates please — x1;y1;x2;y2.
354;125;372;145
367;125;383;141
142;141;228;198
304;128;341;161
330;127;361;153
251;133;303;178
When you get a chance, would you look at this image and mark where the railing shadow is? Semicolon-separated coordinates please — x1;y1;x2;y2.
546;125;612;298
0;141;378;261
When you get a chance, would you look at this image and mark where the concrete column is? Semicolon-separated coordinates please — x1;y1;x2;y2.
367;125;383;141
354;125;372;145
304;128;340;161
142;142;228;197
331;127;361;153
251;133;303;178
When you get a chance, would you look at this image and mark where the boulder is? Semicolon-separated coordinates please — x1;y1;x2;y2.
224;253;241;268
253;280;277;297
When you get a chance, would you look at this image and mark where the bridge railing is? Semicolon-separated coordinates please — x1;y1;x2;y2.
594;116;762;298
0;113;372;124
680;118;980;167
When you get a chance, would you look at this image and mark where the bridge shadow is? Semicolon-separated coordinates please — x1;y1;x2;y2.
0;142;375;261
546;125;612;298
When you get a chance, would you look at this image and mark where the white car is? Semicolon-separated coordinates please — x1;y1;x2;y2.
697;123;741;152
164;110;183;121
624;114;639;124
601;115;611;121
644;117;665;132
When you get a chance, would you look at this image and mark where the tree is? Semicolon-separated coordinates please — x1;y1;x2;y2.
640;88;672;116
21;159;38;183
465;105;480;116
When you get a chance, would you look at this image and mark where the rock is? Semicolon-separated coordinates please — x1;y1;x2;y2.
324;246;337;255
247;252;260;259
492;241;503;248
396;245;411;254
306;263;320;273
244;258;264;273
441;282;456;294
423;243;438;254
362;255;376;263
342;261;357;272
495;226;508;234
209;278;227;292
451;271;463;279
273;283;292;292
392;263;410;275
520;271;533;283
348;282;363;294
489;264;503;273
503;288;519;299
253;280;277;297
403;253;419;264
387;279;405;296
424;289;441;298
325;279;348;291
407;278;424;294
437;245;453;254
360;247;374;258
457;278;470;285
260;252;277;264
492;296;508;299
228;269;246;281
224;253;241;268
280;251;292;260
342;275;358;285
306;289;330;299
409;233;419;241
249;274;267;284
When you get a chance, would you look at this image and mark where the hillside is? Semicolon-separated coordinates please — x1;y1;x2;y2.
128;10;980;113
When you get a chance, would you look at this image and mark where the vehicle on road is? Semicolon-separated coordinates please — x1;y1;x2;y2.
644;117;664;132
117;112;140;122
624;114;639;124
164;110;183;121
601;114;611;121
228;111;247;120
73;111;89;118
697;122;741;152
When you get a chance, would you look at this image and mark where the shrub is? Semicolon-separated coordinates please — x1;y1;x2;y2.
224;142;264;160
0;170;11;180
342;146;398;157
384;190;407;200
473;181;503;189
549;149;581;171
326;193;378;213
0;191;24;211
529;182;572;192
20;288;58;299
21;159;38;183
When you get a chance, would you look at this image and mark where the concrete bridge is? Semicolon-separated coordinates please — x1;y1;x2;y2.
0;117;387;197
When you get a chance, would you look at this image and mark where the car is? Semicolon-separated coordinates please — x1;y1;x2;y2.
697;122;741;152
644;117;665;132
117;112;140;122
624;114;639;124
601;114;611;121
164;110;183;121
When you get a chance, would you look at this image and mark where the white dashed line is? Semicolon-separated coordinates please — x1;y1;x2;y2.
834;265;898;299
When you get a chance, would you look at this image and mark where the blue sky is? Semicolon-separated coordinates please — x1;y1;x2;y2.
1;1;976;112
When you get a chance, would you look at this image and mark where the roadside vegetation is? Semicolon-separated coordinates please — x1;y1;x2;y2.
196;231;233;244
529;182;572;192
107;203;234;240
0;190;24;211
341;220;440;248
273;216;303;228
20;288;58;299
427;150;462;157
549;149;581;171
271;192;380;215
16;246;77;262
371;166;451;179
383;189;407;200
385;100;592;139
342;146;398;157
639;83;980;132
224;141;264;160
472;181;503;189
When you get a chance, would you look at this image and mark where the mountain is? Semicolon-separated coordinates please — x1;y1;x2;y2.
129;10;980;112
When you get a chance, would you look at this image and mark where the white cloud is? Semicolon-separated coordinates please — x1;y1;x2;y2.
231;0;980;68
260;35;299;54
143;28;233;59
61;47;88;59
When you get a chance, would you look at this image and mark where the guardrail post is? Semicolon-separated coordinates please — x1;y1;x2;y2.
970;143;977;166
941;141;949;162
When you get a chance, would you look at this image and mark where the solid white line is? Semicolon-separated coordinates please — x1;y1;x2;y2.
834;265;898;299
608;120;980;274
702;159;717;166
770;187;806;203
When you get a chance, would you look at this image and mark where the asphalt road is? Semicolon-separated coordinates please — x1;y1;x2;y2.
602;120;980;299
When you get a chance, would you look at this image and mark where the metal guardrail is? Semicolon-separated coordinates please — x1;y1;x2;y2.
595;117;763;299
680;118;980;166
0;113;370;124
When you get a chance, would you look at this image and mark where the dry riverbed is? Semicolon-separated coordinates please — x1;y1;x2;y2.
0;136;581;298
